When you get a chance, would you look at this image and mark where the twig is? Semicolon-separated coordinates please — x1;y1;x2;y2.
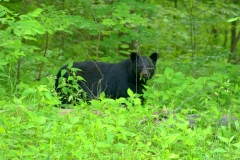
174;89;202;113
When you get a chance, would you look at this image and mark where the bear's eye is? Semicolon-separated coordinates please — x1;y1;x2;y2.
138;66;154;70
147;66;154;70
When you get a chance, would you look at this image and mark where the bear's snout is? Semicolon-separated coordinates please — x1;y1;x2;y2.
140;68;150;79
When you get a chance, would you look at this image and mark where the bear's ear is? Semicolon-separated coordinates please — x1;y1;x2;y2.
130;52;139;61
150;52;159;62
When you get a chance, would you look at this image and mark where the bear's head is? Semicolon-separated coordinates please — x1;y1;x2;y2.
130;52;159;80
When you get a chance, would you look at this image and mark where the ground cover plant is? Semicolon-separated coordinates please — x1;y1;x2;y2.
0;1;240;159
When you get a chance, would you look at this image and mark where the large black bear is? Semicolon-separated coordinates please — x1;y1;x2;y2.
55;52;158;105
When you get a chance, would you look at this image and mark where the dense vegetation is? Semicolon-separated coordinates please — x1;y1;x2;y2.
0;0;240;159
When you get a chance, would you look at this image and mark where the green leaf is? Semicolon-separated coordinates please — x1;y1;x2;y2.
210;105;220;116
97;142;111;148
76;76;85;81
164;67;174;79
218;136;229;144
0;127;6;133
28;8;43;17
233;142;240;149
161;134;180;148
61;69;67;77
127;88;134;97
119;50;130;55
22;88;37;97
212;147;227;153
103;19;116;26
208;81;217;87
165;134;179;145
23;35;37;41
68;62;73;69
44;92;52;100
117;117;127;126
120;44;129;49
10;19;45;36
234;84;239;93
68;76;74;81
229;136;235;143
0;10;5;17
0;5;13;17
162;94;169;101
0;59;8;65
35;56;48;62
227;17;240;22
70;117;80;124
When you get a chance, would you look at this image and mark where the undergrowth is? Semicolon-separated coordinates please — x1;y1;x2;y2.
1;60;240;159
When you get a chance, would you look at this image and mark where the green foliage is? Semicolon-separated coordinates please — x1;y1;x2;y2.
16;75;59;108
1;95;239;159
57;63;87;106
0;1;240;159
147;67;239;111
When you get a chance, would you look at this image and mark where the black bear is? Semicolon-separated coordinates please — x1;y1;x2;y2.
55;52;158;105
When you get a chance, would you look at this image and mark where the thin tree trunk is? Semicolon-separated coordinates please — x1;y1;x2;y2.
16;0;25;97
38;32;49;80
230;21;237;51
173;0;177;20
232;31;240;64
228;20;237;62
223;30;228;47
188;1;196;60
96;32;101;61
212;25;217;39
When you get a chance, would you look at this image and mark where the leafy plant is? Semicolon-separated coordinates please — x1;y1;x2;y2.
0;1;240;159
